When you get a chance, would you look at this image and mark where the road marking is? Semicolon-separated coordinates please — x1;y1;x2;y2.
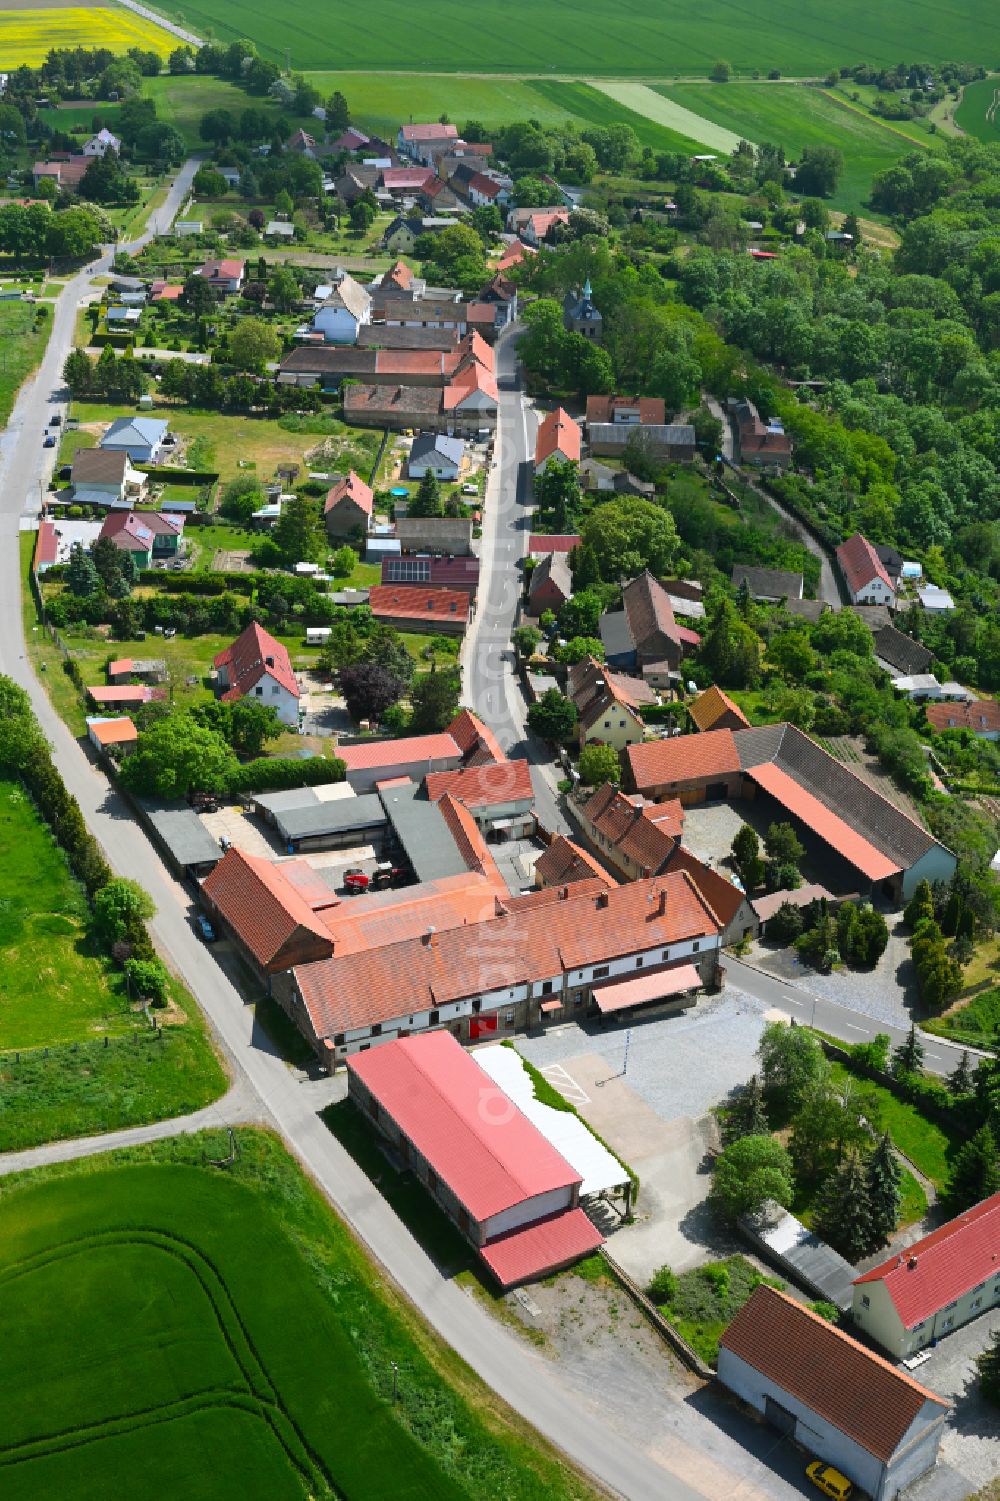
845;1023;868;1033
781;994;804;1006
541;1062;590;1106
924;1051;942;1060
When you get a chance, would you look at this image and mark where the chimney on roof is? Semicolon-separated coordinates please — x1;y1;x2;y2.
265;655;274;667
659;889;668;916
422;925;436;946
596;890;609;909
560;885;569;900
908;1254;918;1269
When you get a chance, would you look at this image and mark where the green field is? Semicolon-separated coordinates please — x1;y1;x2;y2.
141;74;304;147
955;76;1000;143
144;0;1000;76
0;302;52;428
653;82;936;210
0;1132;598;1501
0;778;131;1050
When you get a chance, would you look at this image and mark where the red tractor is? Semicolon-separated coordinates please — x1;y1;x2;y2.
343;868;370;895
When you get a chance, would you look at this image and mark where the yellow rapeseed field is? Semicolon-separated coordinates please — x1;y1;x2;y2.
0;7;175;66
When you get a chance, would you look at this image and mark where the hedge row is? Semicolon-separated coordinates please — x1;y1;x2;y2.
230;755;346;794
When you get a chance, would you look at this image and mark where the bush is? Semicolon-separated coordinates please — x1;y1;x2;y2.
647;1265;677;1306
229;754;346;794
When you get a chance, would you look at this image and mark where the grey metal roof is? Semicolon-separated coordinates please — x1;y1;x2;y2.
142;801;222;867
254;787;320;815
276;793;386;842
739;1201;857;1311
410;432;465;466
599;609;634;659
381;782;468;882
589;423;694;446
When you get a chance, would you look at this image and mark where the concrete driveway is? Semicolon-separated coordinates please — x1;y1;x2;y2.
917;1308;1000;1491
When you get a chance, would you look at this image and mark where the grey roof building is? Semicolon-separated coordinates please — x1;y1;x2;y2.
732;565;804;602
140;800;223;876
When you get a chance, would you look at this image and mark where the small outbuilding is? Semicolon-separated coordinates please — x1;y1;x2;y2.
718;1285;949;1501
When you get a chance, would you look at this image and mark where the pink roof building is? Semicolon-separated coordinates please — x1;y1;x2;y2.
213;622;300;727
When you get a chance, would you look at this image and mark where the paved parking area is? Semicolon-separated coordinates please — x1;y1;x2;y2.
916;1308;1000;1489
680;801;749;872
198;805;374;875
517;990;779;1281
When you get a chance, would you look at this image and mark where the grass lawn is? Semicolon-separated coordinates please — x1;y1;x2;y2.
0;778;133;1051
955;77;1000;145
69;399;380;485
653;1256;785;1368
20;533;90;736
148;0;999;76
653;81;936;211
0;1131;603;1501
0;301;52;428
924;983;1000;1053
794;1162;927;1230
826;1059;958;1194
141;74;310;149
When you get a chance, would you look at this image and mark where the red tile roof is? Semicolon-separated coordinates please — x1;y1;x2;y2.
837;531;894;597
481;1207;603;1287
200;257;244;282
347;1031;581;1221
495;239;535;272
586;395;666;425
534;835;615;889
467;171;502;200
99;509;182;551
369;583;471;626
720;1286;947;1463
323;873;498;955
925;700;1000;736
447;709;505;766
854;1191;1000;1329
382;167;436;191
529;533;581;555
425;758;533;810
527;209;569;240
324;469;374;518
689;684;751;733
401;123;458;143
337;733;460;772
443;361;499;409
87;716;138;746
202;848;335;970
581;783;681;875
214;622;299;702
86;684;158;704
748;760;899;882
535;407;580;467
665;846;748;928
627;729;740;790
295;870;721;1041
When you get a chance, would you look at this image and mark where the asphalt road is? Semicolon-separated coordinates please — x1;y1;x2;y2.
0;217;702;1500
461;328;569;835
0;201;976;1499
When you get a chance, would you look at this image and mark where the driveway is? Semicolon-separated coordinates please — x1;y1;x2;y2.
916;1307;1000;1491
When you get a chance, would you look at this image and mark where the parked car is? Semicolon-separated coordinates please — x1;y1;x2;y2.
806;1463;853;1501
187;790;219;812
461;482;478;495
43;434;55;447
50;413;62;425
371;862;405;889
194;915;217;943
343;867;370;894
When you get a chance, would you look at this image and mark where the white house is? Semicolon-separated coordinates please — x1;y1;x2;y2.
313;273;372;344
71;446;147;507
407;433;466;481
917;584;956;613
837;532;897;607
99;416;168;465
213;621;301;727
720;1286;949;1501
83;128;121;157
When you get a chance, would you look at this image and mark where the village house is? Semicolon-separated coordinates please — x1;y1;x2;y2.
323;471;373;540
394;515;474;556
729;398;793;470
197;257;245;295
529;533;581;557
381;165;437;198
425;758;535;838
382;553;479;597
575;783;683;881
586;395;666;427
600;572;701;684
86;715;137;755
534;834;614;890
626;721;956;901
70;447;147;508
289;870;723;1065
567;657;653;750
344;378;496;435
382;215;423;253
346;1031;604;1286
368;583;471;635
852;1191;1000;1358
311;273;373;343
925;699;1000;739
527;550;573;616
719;1286;949;1501
837;532;897;608
534;407;581;474
337;733;464;793
511;208;570;246
99;416;168;465
33;156;88;190
447;707;506;767
359;323;459;353
495;238;535;273
82;127;120;156
214;622;300;727
98;509;184;567
407;432;466;481
398;121;459;165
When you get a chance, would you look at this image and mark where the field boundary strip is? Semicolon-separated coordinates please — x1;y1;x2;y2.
818;89;931;149
582;79;749;153
0;1228;329;1494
